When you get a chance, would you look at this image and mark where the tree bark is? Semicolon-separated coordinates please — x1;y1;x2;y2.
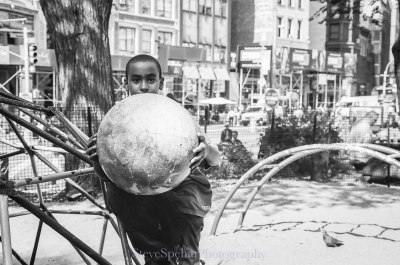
393;2;400;105
38;0;115;196
38;0;115;113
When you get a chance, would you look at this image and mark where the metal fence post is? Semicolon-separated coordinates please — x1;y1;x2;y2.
87;106;92;137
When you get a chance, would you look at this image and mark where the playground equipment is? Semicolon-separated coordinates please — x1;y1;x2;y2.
210;143;400;235
2;89;400;264
0;90;139;265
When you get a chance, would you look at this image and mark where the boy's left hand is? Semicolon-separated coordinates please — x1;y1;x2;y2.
190;133;209;171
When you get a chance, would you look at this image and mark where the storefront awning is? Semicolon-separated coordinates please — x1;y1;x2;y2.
182;66;200;79
198;67;216;80
213;68;231;81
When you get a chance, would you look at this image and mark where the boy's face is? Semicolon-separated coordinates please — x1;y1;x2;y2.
126;61;164;95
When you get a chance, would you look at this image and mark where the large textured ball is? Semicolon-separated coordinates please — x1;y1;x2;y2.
97;94;198;195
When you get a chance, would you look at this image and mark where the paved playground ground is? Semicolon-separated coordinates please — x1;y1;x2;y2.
6;179;400;265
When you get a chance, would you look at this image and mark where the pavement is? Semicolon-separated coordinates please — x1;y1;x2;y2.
5;179;400;265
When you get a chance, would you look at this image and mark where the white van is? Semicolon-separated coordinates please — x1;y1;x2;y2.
241;105;270;126
335;95;383;126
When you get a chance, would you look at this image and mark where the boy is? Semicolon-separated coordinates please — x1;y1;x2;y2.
87;54;221;265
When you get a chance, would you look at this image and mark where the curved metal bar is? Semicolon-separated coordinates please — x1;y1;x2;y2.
12;167;95;188
0;149;25;159
117;218;134;265
50;109;90;148
210;143;400;235
237;149;321;227
0;195;13;265
33;150;105;210
0;96;52;115
335;143;400;156
10;194;112;265
17;107;84;150
0;106;92;164
0;138;25;149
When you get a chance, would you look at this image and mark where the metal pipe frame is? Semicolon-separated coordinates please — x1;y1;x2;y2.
0;195;13;265
210;143;400;235
0;235;28;265
10;194;112;265
0;106;91;164
17;106;84;150
0;96;52;115
0;96;139;264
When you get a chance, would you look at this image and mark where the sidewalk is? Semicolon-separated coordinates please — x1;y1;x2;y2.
5;179;400;265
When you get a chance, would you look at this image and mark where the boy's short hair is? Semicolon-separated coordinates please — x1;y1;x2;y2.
125;54;163;80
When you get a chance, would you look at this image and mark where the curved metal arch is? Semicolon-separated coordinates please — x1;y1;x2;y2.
210;143;400;235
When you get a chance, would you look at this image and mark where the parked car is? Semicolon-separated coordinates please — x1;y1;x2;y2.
241;106;270;126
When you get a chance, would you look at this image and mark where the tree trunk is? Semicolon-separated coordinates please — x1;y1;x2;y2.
38;0;115;197
38;0;114;113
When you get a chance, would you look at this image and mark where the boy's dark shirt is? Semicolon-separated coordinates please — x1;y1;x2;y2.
105;167;211;252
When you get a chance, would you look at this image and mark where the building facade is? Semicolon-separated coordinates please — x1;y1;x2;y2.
0;0;231;108
177;0;231;107
230;0;310;109
0;0;56;106
109;0;180;99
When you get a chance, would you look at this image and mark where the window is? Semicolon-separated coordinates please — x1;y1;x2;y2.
190;0;197;12
119;0;127;6
205;0;212;15
221;0;227;17
328;23;340;40
119;27;135;53
298;0;302;8
157;31;172;45
297;21;302;39
289;0;292;7
139;0;151;15
142;29;152;53
206;45;212;61
183;0;189;10
127;0;135;12
199;0;205;14
215;0;221;16
277;17;283;37
218;47;226;63
277;0;282;5
360;38;368;57
157;0;172;17
373;31;381;41
287;19;292;38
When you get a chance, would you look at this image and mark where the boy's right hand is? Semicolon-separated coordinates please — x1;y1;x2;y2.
86;135;99;160
86;134;112;182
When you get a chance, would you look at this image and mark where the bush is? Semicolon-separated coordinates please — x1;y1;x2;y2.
259;110;345;181
206;142;257;180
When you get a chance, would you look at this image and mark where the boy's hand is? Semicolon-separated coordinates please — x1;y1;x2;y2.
86;135;98;160
190;133;209;171
86;134;111;182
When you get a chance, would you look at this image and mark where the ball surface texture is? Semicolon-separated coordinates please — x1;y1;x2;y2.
97;94;198;195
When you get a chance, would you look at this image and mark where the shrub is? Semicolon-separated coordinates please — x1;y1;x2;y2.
206;142;257;180
259;110;345;181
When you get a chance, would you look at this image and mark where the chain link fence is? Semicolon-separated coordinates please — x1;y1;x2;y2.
0;104;102;204
1;104;399;204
